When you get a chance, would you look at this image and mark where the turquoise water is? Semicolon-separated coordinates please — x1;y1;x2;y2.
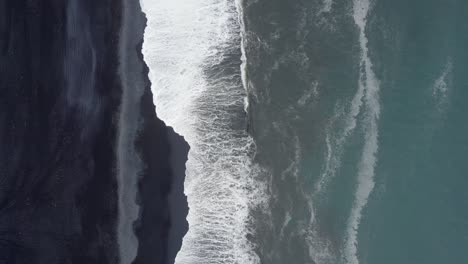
241;0;468;263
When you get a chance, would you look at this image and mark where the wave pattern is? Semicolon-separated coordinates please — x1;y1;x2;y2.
140;0;262;263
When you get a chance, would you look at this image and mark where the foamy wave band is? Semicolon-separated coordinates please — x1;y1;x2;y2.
140;0;262;263
344;0;381;264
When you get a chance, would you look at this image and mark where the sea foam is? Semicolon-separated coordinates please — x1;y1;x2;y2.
344;0;381;263
432;58;452;111
140;0;262;263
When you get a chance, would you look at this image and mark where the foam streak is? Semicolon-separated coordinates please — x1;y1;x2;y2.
344;0;380;263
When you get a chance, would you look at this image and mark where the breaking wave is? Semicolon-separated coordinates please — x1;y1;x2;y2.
140;0;263;263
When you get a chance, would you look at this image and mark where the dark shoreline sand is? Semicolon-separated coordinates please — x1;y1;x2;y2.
0;0;122;262
0;0;188;263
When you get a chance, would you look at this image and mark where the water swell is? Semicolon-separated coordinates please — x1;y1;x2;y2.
140;0;262;263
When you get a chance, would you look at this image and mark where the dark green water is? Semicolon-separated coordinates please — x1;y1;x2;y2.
241;0;468;263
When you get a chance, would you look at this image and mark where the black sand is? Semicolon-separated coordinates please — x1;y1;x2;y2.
0;0;188;263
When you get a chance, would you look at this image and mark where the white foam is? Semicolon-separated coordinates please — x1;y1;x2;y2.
307;2;373;260
315;55;366;193
320;0;333;14
432;58;452;110
281;135;302;181
298;81;319;107
279;212;292;239
140;0;263;263
344;0;380;263
314;0;378;191
236;0;250;113
305;196;336;264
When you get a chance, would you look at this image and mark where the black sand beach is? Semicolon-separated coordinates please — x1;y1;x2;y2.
0;0;188;263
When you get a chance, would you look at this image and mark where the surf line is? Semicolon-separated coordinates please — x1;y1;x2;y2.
344;0;381;263
140;0;263;263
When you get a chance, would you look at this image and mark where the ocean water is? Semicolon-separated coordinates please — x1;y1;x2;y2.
141;0;265;262
141;0;468;263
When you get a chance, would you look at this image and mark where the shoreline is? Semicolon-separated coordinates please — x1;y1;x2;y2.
129;0;189;263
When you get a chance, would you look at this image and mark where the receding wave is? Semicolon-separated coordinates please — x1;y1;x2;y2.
140;0;263;263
